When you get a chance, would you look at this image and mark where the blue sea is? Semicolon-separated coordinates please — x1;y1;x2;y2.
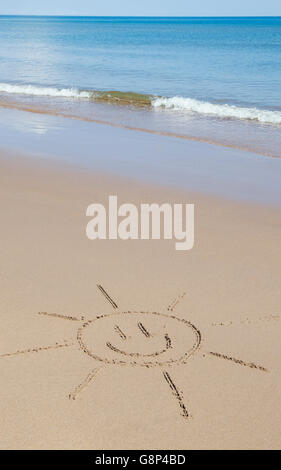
0;16;281;156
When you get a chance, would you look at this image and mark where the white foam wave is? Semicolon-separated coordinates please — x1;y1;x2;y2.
152;96;281;125
0;82;91;98
1;82;281;126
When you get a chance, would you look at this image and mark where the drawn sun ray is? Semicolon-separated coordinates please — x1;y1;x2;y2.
163;370;189;419
69;367;102;400
38;311;85;321
210;314;280;328
0;283;269;421
167;292;186;312
204;351;268;372
0;341;74;359
97;284;118;309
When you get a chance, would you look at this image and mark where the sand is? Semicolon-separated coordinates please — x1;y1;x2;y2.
0;151;280;450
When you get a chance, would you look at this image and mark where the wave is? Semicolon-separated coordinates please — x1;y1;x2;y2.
152;96;281;125
1;82;281;125
0;83;151;105
0;82;91;98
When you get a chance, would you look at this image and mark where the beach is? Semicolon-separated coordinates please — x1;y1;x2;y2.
0;130;280;449
0;15;280;451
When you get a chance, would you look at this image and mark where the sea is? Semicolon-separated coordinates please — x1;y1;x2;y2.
0;16;281;157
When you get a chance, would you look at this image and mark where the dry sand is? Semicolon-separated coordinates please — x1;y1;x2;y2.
0;151;280;449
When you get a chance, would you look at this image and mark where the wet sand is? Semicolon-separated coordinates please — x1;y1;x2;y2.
0;107;281;207
0;149;280;449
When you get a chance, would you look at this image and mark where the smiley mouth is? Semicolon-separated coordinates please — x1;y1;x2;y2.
106;333;172;358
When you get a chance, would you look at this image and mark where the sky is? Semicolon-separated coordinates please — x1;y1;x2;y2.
0;0;281;17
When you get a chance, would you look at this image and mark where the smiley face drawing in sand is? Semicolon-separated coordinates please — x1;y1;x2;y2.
0;284;268;420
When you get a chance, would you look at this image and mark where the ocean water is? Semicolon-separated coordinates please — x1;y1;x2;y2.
0;16;281;156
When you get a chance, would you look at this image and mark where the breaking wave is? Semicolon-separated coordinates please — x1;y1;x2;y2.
0;82;91;98
152;96;281;125
1;82;281;125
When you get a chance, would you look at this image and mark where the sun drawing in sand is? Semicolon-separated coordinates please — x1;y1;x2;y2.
0;284;268;419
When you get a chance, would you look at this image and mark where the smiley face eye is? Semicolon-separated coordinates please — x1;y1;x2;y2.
114;325;127;340
114;321;152;340
137;322;151;337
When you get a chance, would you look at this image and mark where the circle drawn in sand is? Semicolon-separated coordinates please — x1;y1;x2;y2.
77;311;201;367
1;284;269;419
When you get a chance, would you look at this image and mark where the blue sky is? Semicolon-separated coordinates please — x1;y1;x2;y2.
1;0;280;16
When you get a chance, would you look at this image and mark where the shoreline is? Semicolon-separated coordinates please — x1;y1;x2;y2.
1;95;281;159
0;99;280;160
1;106;281;208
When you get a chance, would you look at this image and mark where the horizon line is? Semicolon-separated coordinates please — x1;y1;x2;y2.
0;14;280;18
